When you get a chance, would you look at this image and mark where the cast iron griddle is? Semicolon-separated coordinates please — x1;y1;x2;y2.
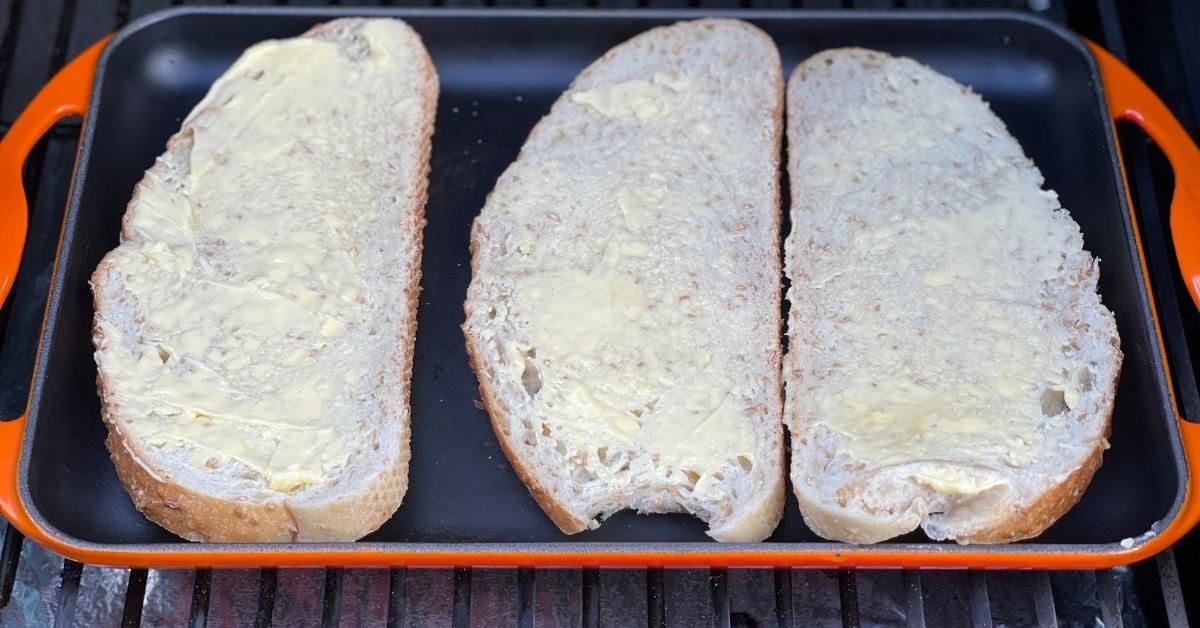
12;8;1187;563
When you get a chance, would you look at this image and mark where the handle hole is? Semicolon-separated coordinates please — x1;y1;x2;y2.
1116;121;1200;423
0;122;82;420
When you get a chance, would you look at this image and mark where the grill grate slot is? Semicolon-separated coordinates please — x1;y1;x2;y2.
451;567;471;627
0;525;21;606
838;569;859;628
1034;571;1059;627
516;568;536;627
773;568;794;628
646;567;665;628
321;568;343;628
1156;551;1189;627
386;568;407;628
53;559;82;628
710;568;730;628
580;567;599;628
254;569;277;628
903;570;925;628
969;572;993;628
1097;569;1125;628
188;568;211;628
120;569;148;628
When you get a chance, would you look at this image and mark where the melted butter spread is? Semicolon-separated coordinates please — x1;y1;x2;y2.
571;72;693;120
96;20;417;493
794;101;1092;486
511;267;758;473
492;67;769;476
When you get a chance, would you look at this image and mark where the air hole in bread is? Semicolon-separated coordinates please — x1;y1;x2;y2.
540;423;551;437
1040;388;1068;416
486;308;497;320
155;344;172;364
736;456;752;473
555;440;567;455
683;470;701;488
597;447;608;464
1076;367;1094;392
521;357;542;396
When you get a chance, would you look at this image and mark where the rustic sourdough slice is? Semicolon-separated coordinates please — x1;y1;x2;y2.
462;19;785;542
784;48;1122;544
90;18;437;542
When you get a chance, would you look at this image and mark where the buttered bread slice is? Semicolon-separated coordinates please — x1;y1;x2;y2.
784;49;1121;544
91;19;436;542
463;19;785;542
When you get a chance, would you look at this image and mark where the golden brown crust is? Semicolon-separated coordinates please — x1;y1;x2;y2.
956;442;1106;544
91;19;438;543
956;350;1121;544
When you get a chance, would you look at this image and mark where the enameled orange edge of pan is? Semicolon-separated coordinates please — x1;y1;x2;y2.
2;34;1199;569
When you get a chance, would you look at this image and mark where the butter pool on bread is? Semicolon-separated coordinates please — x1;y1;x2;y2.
783;49;1122;544
462;19;787;542
91;18;436;542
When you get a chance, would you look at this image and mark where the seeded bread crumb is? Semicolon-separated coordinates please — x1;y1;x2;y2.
784;48;1121;544
91;18;437;542
463;19;786;542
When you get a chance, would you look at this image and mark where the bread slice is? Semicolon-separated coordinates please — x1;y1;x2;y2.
783;48;1122;544
90;18;437;542
462;19;785;543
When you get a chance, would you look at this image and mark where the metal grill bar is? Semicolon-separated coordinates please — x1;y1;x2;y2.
1156;551;1189;628
1097;569;1124;628
386;568;406;628
647;568;665;628
121;568;148;628
969;571;992;628
838;569;859;628
903;570;925;628
53;560;82;628
255;569;278;628
581;568;599;628
516;567;535;628
710;568;729;628
0;525;21;606
451;567;471;627
1034;571;1058;627
773;568;793;628
321;568;343;628
189;568;211;628
0;5;23;127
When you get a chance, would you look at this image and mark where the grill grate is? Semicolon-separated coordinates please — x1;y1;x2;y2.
1;0;1199;625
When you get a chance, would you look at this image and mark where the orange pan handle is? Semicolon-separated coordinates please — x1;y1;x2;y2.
0;38;107;539
1089;41;1200;552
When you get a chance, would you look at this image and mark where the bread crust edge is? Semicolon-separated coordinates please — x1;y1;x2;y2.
462;18;786;541
90;18;438;543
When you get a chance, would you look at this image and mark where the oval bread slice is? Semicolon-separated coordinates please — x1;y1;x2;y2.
463;19;786;542
90;18;437;542
784;49;1122;544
